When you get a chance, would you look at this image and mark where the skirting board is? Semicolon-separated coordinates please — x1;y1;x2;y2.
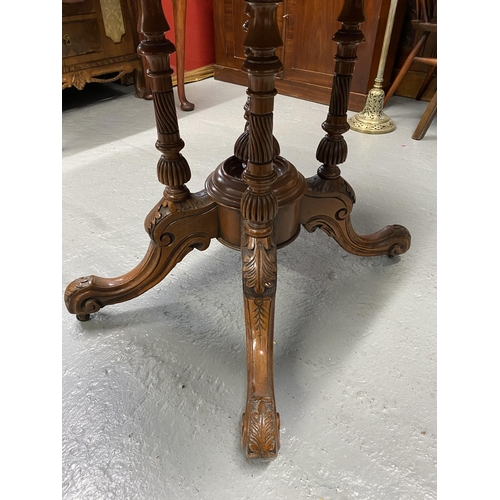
172;64;215;87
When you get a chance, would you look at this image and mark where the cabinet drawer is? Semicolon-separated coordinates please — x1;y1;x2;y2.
62;0;95;17
62;19;102;58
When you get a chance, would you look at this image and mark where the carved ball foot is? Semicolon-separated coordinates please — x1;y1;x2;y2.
241;397;280;460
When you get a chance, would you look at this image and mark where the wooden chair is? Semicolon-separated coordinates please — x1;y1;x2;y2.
384;0;437;140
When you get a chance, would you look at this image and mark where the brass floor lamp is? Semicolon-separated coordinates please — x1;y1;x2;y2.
348;0;399;134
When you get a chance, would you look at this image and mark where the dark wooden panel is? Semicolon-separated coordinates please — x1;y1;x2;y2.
62;20;102;58
214;0;406;111
282;0;340;88
62;0;95;17
282;0;405;94
214;0;284;70
215;65;369;112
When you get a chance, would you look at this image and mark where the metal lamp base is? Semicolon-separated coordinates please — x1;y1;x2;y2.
348;85;396;134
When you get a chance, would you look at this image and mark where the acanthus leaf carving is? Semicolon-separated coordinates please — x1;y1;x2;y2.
246;397;279;458
72;71;88;90
242;237;277;295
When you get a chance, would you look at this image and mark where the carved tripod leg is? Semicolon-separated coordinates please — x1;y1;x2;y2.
65;192;218;320
239;0;283;459
301;0;410;257
65;0;219;320
241;230;280;459
300;176;410;256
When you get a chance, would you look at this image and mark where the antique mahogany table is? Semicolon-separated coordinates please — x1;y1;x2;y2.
65;0;411;459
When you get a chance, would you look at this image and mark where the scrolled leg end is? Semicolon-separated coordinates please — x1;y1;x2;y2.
241;397;280;460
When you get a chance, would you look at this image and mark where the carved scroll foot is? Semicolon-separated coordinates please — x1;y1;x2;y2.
65;191;218;320
300;175;411;257
242;396;280;460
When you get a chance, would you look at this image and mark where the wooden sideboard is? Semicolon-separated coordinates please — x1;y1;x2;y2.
213;0;406;111
62;0;145;97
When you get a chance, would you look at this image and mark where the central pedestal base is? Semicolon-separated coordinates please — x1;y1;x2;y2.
206;155;306;250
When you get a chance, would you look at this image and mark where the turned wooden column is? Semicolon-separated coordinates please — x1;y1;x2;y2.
137;0;191;202
300;0;411;257
132;0;194;109
137;0;191;205
316;0;365;182
240;0;283;460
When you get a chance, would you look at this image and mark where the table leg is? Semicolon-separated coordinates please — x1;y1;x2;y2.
239;0;284;460
300;0;411;257
173;0;195;111
65;0;213;319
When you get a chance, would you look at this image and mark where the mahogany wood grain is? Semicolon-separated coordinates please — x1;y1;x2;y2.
214;0;406;111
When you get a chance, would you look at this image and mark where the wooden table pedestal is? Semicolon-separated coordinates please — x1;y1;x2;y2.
65;0;411;460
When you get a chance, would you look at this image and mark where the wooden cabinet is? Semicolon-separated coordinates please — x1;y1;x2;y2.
62;0;145;97
213;0;405;111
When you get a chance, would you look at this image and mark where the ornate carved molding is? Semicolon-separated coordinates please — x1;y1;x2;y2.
62;53;141;74
64;276;101;321
153;91;180;135
305;174;356;204
242;236;277;295
62;59;142;91
242;397;280;459
248;114;275;165
145;191;217;241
